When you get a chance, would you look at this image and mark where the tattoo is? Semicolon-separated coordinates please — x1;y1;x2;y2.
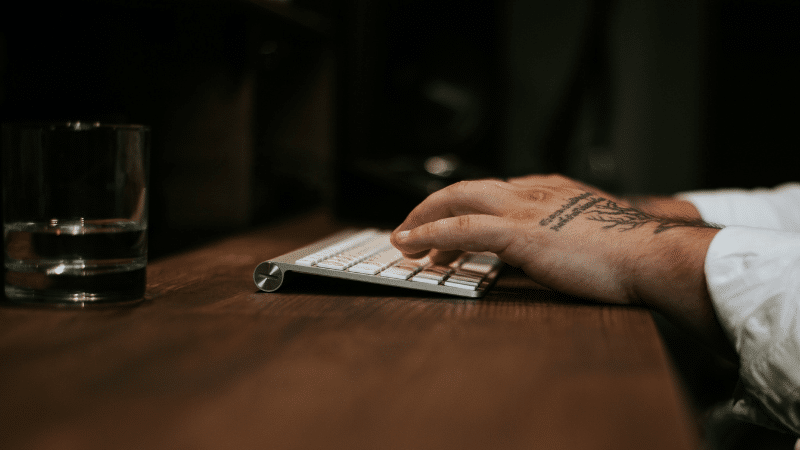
543;192;718;234
539;192;592;227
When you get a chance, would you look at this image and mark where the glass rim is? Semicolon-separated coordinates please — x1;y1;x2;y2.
2;121;150;132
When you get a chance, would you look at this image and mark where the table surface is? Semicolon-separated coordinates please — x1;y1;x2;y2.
0;210;700;450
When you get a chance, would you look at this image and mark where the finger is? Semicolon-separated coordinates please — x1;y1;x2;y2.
398;249;430;260
429;249;462;265
393;214;515;255
394;179;510;234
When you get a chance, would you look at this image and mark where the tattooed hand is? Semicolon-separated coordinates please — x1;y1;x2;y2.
391;174;733;355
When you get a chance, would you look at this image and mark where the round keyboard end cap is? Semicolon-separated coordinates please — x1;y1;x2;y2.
253;262;284;292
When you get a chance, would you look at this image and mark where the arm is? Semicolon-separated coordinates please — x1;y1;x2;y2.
589;187;800;433
390;175;736;359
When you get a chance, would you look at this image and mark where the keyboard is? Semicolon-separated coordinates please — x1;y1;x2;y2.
253;228;503;298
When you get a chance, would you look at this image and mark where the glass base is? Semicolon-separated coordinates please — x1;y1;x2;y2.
5;267;146;307
5;287;145;307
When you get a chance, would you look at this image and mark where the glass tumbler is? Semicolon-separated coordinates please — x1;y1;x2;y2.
2;122;150;306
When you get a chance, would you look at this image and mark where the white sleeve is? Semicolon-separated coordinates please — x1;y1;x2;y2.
705;226;800;434
677;183;800;232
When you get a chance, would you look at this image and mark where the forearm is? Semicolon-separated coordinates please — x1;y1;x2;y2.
622;196;738;359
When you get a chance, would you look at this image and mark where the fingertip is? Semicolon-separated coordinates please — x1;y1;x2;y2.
404;251;430;260
390;229;409;249
391;229;427;259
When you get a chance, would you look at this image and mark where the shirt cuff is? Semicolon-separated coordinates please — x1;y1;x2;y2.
705;226;800;434
677;183;800;231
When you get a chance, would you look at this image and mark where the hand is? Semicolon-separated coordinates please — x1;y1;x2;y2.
392;174;684;303
391;174;733;355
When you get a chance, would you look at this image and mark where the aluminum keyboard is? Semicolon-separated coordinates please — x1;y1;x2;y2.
253;229;503;298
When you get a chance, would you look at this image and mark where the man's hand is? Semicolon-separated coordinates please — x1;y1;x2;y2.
391;174;707;304
391;174;735;358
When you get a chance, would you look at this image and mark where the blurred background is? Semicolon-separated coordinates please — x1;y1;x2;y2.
1;0;798;259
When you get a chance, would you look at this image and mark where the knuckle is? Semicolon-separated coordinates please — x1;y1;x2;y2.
451;180;473;194
456;214;472;232
432;180;470;202
425;184;455;206
524;189;549;202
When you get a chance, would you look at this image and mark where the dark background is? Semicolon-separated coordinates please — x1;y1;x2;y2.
1;0;799;258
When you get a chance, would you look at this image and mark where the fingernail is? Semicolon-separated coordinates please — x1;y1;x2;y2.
396;231;410;241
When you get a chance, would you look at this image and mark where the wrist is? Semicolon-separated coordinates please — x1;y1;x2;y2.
625;196;702;220
627;226;718;303
626;226;736;358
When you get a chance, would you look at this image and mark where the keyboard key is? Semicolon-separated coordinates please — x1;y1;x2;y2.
449;253;472;268
443;280;480;290
379;257;429;280
458;253;500;275
411;265;453;285
296;229;378;266
316;234;391;270
448;273;483;284
379;267;416;280
349;247;404;275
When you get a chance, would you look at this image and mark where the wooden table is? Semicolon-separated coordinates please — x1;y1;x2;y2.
0;210;699;449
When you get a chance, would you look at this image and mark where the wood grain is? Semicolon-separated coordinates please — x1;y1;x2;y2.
0;210;699;449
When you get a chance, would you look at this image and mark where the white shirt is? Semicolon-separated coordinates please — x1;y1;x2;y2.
678;183;800;434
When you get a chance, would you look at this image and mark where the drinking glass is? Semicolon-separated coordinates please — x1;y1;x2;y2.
2;122;150;306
